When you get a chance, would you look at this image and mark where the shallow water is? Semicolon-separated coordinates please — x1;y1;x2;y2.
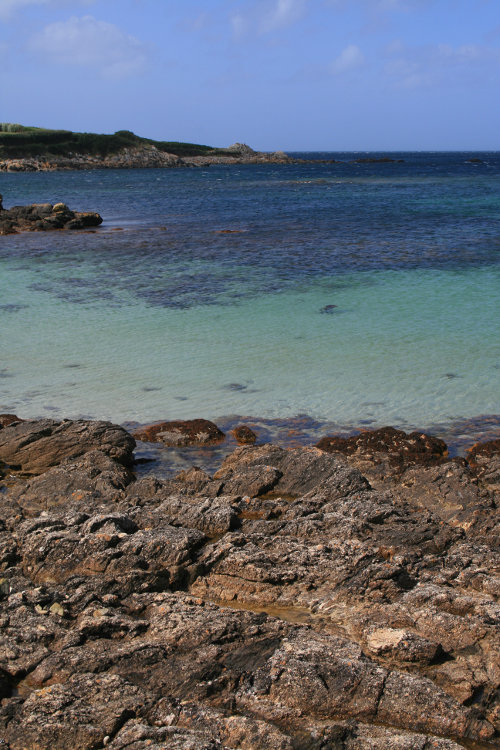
1;153;499;453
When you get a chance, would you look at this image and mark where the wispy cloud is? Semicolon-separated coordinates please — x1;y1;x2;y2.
330;44;365;73
260;0;308;32
383;40;500;88
29;15;148;79
231;0;308;37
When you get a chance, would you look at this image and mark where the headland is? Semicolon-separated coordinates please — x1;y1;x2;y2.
0;124;292;172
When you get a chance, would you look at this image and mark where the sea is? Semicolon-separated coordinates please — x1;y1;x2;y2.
1;152;499;467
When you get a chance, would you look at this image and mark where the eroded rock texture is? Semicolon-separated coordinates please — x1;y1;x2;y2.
0;421;498;749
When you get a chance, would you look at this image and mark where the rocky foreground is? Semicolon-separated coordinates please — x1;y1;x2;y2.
0;416;498;749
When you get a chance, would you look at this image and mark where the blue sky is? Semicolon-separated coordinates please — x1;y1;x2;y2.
1;0;499;150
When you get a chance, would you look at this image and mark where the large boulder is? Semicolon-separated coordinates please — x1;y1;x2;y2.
0;419;135;475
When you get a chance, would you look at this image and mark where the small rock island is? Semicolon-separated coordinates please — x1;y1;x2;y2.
0;195;103;234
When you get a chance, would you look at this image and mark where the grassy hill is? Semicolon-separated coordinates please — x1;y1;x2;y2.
0;124;224;159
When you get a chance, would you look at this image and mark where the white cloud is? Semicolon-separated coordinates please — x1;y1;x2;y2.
331;44;365;73
231;12;248;37
260;0;308;33
230;0;308;37
29;15;147;79
383;40;500;88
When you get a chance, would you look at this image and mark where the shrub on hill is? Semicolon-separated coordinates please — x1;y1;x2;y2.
0;126;221;159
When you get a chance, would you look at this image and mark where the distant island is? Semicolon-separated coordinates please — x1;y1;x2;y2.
0;123;292;172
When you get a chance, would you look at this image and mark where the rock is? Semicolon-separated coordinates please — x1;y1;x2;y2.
8;450;134;515
0;202;102;234
365;627;443;664
227;142;257;155
133;419;225;447
5;672;154;750
467;438;500;493
214;444;371;497
0;414;23;429
0;419;135;474
0;430;498;747
395;459;498;544
316;426;448;479
232;424;257;445
17;511;205;593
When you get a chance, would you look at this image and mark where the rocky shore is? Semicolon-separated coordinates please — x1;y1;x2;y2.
0;143;293;173
0;416;498;749
0;196;102;235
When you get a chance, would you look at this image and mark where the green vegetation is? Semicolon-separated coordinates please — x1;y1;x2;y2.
0;124;226;159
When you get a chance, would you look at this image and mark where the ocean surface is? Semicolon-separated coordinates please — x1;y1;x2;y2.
1;151;499;459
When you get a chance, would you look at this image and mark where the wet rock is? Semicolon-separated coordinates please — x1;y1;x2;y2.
232;425;257;445
0;418;135;474
467;438;500;493
134;419;225;447
316;426;448;479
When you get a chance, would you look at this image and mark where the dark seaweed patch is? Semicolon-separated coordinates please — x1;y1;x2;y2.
0;304;28;313
222;383;248;392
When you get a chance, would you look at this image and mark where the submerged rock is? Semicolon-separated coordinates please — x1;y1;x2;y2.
315;425;448;478
134;419;225;447
232;424;258;445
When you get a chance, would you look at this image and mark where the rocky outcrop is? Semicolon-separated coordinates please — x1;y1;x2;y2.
0;146;183;173
0;420;498;748
0;200;102;234
0;418;135;474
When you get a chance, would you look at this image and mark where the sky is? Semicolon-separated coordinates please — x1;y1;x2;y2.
1;0;499;150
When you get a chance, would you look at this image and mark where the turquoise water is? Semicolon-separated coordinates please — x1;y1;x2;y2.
1;153;499;449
